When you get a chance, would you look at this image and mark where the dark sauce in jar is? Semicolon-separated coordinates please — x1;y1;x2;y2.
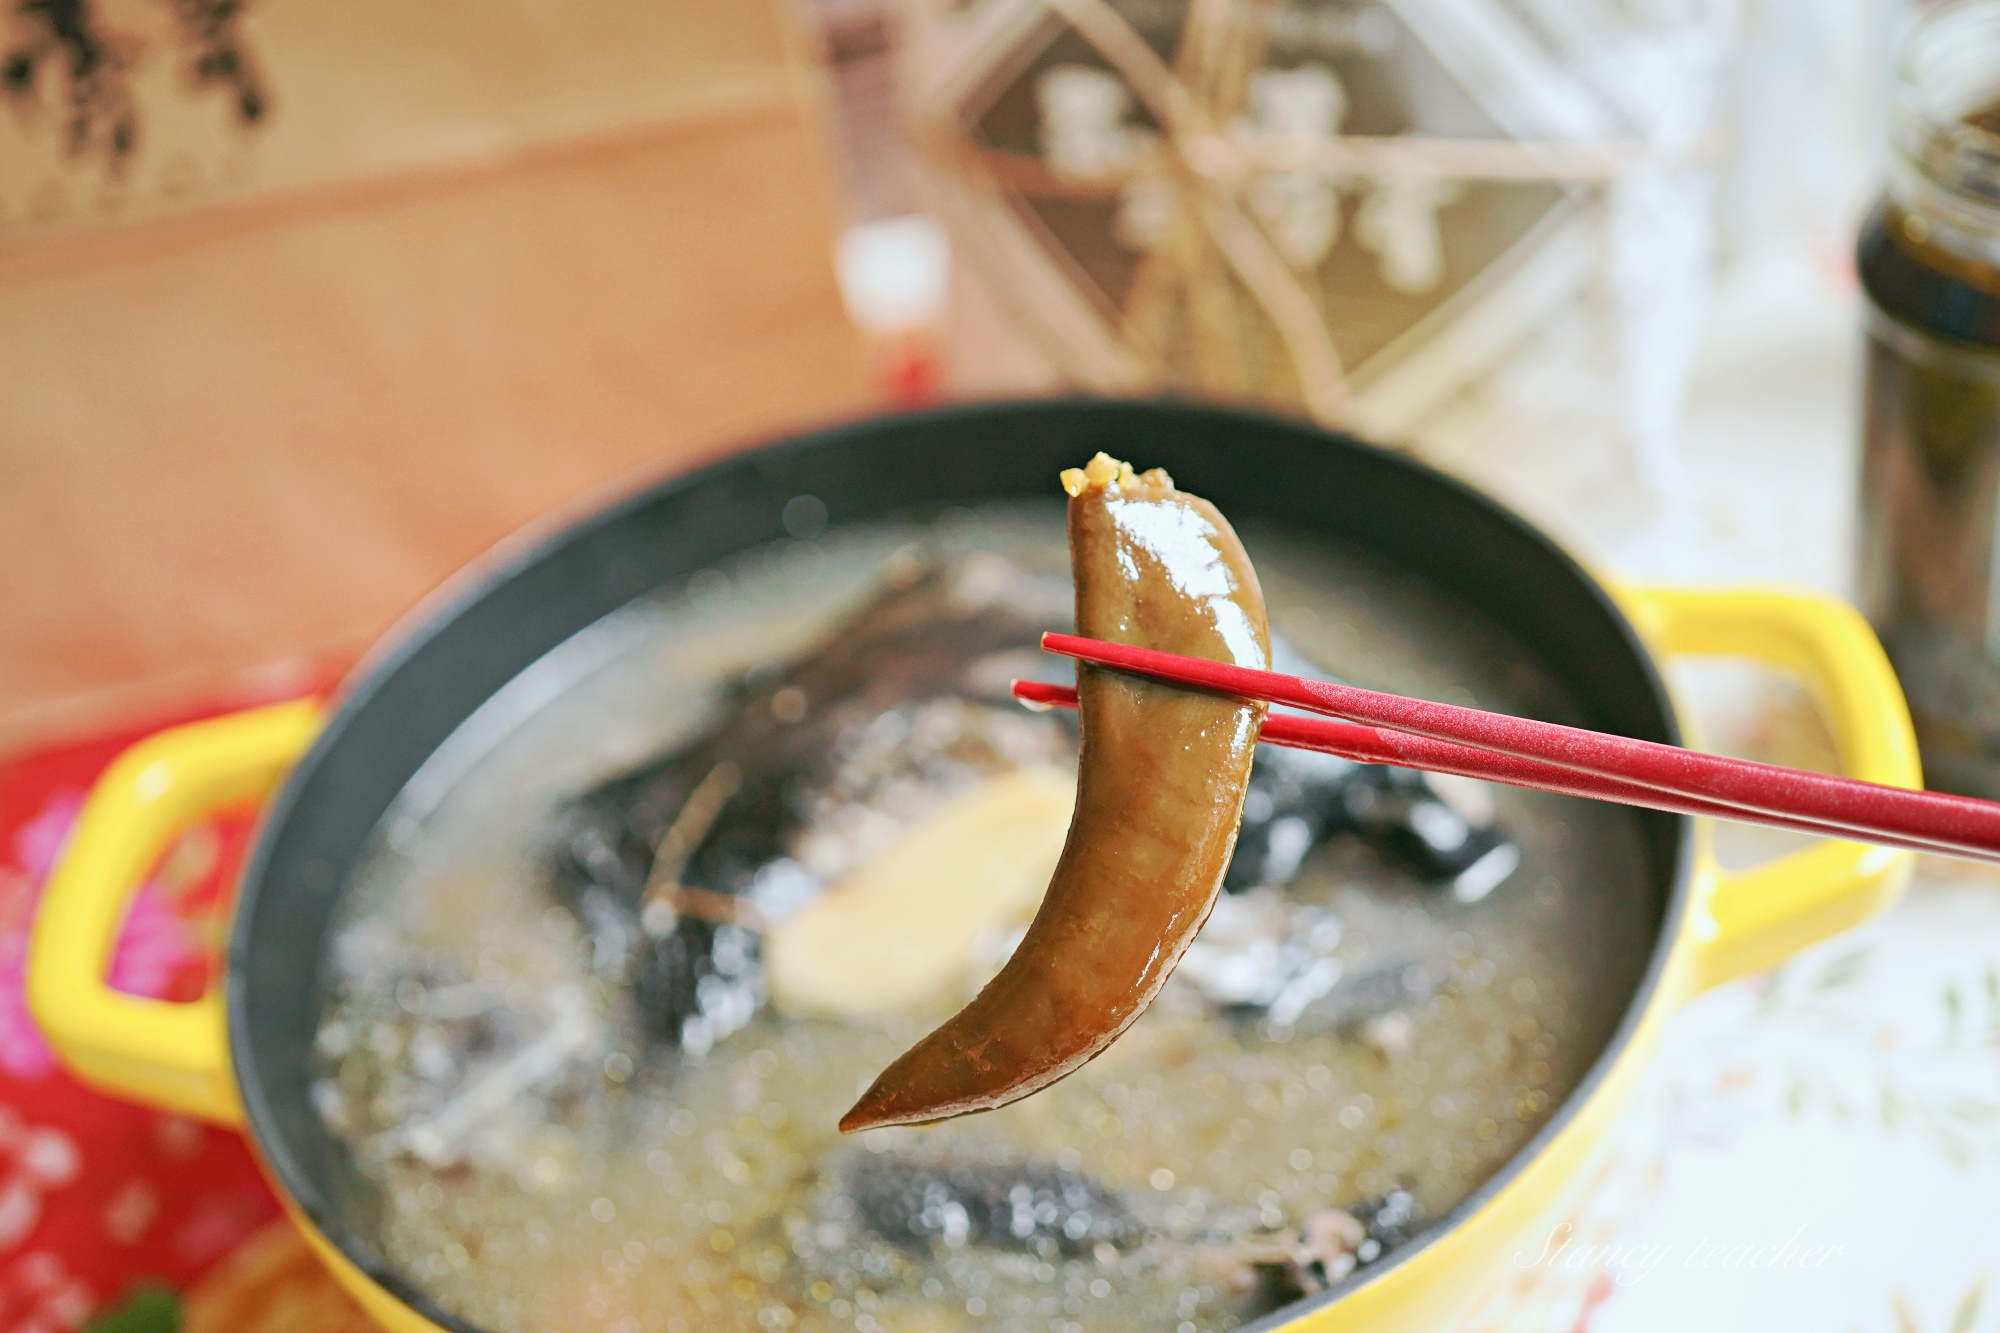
1855;2;2000;796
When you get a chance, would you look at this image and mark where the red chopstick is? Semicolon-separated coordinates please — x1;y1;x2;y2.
1010;680;1967;858
1033;632;2000;865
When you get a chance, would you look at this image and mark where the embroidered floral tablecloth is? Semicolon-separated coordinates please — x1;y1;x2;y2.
1467;860;2000;1333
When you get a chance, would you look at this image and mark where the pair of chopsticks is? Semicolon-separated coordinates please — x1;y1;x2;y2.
1013;632;2000;866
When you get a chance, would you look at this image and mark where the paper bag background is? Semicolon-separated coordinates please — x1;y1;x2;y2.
0;0;866;750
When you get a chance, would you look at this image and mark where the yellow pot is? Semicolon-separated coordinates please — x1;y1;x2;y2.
26;402;1918;1331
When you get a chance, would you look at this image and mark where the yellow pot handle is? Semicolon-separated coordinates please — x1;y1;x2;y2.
1617;586;1922;991
27;700;322;1125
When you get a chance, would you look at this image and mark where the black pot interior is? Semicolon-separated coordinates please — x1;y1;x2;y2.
228;397;1687;1324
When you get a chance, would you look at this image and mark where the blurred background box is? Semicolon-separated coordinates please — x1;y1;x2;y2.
0;0;866;752
840;0;1906;585
896;0;1738;500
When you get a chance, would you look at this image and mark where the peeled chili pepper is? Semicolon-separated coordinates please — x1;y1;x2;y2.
840;454;1270;1131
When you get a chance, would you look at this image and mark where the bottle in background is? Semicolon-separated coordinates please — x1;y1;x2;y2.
1856;0;2000;796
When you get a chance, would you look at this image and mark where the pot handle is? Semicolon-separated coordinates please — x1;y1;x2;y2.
27;700;321;1125
1617;586;1921;991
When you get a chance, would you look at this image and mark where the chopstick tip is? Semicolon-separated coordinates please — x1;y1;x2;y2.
1010;680;1052;711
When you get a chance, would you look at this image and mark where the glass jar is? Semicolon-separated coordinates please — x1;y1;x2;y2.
1855;0;2000;796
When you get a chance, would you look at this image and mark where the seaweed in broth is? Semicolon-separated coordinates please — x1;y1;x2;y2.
312;504;1654;1333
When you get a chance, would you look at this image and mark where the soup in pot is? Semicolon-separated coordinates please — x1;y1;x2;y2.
311;502;1653;1333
